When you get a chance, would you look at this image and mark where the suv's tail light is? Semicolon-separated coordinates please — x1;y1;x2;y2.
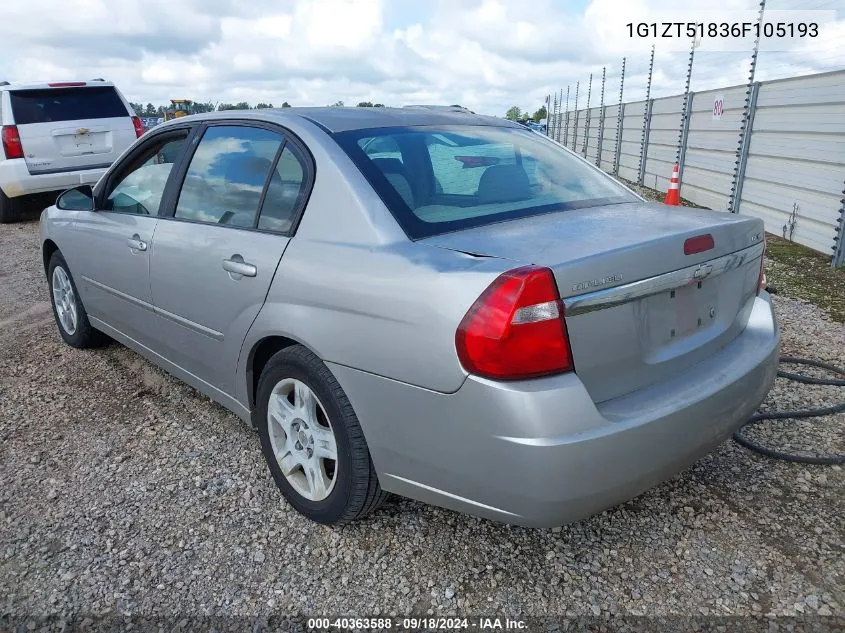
1;125;24;160
758;237;767;294
455;265;574;380
131;116;144;138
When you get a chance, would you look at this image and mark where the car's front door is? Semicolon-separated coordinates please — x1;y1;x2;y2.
65;128;191;345
149;123;310;396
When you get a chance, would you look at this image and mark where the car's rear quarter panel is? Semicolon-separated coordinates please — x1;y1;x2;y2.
236;120;512;405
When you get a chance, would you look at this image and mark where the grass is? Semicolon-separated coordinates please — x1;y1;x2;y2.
764;235;845;323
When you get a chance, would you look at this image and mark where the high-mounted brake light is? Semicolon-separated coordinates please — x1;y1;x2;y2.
455;265;574;380
131;116;144;138
1;126;24;160
48;82;87;87
684;233;715;255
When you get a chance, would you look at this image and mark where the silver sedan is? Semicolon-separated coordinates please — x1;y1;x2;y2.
39;108;780;527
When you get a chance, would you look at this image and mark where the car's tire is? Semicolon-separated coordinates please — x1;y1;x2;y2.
0;189;20;224
47;251;109;348
256;345;387;524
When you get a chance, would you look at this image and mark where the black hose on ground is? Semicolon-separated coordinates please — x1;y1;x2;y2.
733;356;845;465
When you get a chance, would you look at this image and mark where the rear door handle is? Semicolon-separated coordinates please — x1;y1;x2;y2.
222;256;257;277
126;235;147;251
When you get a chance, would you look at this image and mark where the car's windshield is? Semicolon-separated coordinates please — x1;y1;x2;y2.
334;125;638;239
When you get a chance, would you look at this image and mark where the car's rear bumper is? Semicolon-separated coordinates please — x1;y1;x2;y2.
0;159;107;198
329;292;780;527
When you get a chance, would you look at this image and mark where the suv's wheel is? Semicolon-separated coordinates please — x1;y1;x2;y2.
0;190;20;224
48;251;109;348
256;345;387;524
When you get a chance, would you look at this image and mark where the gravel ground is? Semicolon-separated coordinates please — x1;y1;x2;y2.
1;218;844;625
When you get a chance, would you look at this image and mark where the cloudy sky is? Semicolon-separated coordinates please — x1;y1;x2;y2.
1;0;842;116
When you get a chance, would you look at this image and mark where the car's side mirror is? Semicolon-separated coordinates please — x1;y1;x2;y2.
56;185;95;211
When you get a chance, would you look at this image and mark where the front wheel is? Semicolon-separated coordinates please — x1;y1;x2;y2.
48;251;109;348
256;345;387;524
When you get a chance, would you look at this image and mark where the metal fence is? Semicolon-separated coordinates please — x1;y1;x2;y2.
544;0;845;267
549;69;845;267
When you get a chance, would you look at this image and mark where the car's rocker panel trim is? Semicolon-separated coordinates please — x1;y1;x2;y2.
82;275;224;341
81;275;155;313
563;241;765;316
153;303;224;341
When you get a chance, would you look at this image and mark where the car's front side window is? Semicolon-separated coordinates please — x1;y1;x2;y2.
174;125;283;228
105;135;187;215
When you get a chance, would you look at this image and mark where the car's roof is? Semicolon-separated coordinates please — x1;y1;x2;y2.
173;107;520;134
0;80;115;91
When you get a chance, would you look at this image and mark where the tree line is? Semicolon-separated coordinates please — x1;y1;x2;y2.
505;104;547;123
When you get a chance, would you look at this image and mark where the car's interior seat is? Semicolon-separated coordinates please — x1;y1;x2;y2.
476;164;531;205
372;157;415;209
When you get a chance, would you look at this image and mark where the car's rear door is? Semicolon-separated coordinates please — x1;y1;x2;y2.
148;121;312;396
10;84;136;174
62;126;193;345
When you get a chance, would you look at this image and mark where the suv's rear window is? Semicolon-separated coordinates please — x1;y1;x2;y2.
10;87;128;124
334;125;638;239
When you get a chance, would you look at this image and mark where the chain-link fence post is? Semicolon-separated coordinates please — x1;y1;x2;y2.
613;57;626;176
833;183;845;268
596;67;606;167
677;91;695;185
729;0;766;214
572;81;580;152
544;94;551;137
637;45;655;185
556;89;564;142
676;38;697;190
582;73;593;157
563;85;570;146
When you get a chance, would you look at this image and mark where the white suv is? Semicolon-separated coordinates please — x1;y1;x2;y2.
0;79;141;223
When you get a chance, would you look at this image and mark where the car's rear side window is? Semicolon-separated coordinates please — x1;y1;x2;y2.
9;87;128;124
257;145;307;233
336;125;638;239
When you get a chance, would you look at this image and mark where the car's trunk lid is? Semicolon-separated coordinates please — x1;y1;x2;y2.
423;202;766;403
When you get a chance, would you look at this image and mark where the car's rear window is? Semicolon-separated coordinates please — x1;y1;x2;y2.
334;125;638;239
10;86;128;124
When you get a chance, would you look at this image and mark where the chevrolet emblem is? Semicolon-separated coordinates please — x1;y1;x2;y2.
76;128;90;135
693;264;713;280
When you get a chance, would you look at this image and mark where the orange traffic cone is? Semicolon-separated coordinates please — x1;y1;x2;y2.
664;164;680;206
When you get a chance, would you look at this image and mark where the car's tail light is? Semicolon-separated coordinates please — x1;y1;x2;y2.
758;237;767;294
131;116;144;138
1;125;24;160
684;233;714;255
48;82;87;87
455;265;574;380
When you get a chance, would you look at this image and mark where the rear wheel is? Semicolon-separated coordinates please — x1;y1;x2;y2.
48;251;109;348
256;345;387;524
0;189;20;224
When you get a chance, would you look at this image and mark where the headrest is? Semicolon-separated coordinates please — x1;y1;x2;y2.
476;164;531;204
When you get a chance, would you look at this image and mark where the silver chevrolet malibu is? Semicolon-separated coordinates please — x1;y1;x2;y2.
39;108;779;527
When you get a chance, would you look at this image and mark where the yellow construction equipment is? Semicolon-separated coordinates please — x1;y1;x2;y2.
163;99;195;121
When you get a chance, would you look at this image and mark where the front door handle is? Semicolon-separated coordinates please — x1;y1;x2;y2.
222;256;257;277
126;235;147;251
